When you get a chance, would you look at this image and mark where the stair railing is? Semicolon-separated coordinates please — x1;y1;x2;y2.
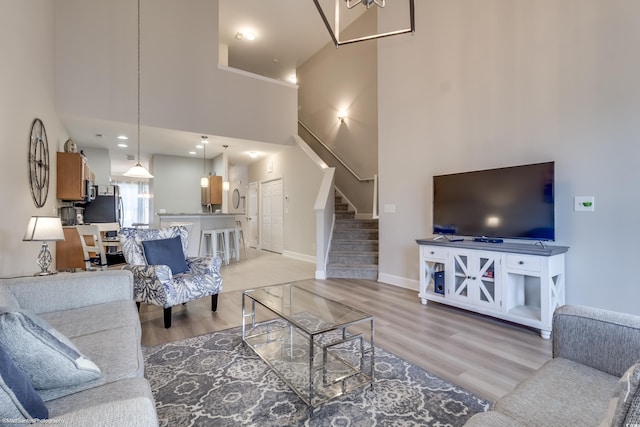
298;120;375;182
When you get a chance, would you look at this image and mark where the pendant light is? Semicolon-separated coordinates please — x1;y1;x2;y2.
222;145;230;191
200;136;209;188
124;0;153;179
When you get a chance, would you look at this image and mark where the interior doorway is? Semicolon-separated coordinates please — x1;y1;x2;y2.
260;178;283;254
247;182;258;248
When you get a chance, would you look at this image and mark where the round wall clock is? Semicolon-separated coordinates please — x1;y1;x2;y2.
28;118;50;208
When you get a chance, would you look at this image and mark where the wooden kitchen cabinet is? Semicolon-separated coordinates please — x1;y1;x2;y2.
57;152;92;201
56;227;85;270
204;175;223;205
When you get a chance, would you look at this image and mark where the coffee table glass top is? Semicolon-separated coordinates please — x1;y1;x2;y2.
243;283;373;334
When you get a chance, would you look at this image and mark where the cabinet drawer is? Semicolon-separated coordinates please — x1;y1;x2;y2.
506;254;541;272
421;246;448;260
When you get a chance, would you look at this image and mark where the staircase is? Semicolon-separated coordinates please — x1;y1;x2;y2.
326;194;379;280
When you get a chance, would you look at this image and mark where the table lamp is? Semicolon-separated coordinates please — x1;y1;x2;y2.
23;216;65;276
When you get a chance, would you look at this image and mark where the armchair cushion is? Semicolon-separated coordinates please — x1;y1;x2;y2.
120;226;189;266
141;236;188;275
0;344;48;421
0;308;101;390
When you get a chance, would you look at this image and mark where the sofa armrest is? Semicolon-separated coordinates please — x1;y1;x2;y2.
553;304;640;377
1;270;133;314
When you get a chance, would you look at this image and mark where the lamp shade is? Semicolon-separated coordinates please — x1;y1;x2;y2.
201;176;209;188
23;217;64;242
123;163;154;179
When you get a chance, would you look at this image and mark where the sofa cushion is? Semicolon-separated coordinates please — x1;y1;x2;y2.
0;344;48;421
600;362;640;426
142;236;188;274
40;300;140;340
45;377;153;418
494;358;618;427
38;325;144;401
0;308;101;390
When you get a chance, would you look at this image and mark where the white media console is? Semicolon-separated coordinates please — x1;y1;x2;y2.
416;239;569;339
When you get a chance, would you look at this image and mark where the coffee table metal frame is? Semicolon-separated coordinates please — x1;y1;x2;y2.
242;283;375;410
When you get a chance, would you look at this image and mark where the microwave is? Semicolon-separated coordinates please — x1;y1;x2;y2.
85;180;96;202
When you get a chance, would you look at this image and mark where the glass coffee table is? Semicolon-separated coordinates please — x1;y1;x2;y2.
242;283;375;410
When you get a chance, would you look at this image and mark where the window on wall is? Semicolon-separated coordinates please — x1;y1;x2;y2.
113;180;151;227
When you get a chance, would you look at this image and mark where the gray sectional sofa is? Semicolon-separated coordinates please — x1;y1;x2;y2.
0;270;158;426
465;304;640;427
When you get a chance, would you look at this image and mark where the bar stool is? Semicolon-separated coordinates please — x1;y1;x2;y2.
224;228;240;264
199;229;227;263
235;220;247;260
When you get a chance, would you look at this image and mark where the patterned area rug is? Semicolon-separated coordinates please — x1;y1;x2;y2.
143;324;489;426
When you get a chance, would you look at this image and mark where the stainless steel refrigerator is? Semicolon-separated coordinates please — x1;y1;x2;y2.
82;185;122;225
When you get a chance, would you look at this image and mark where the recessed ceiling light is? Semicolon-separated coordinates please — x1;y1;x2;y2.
117;143;128;148
249;151;258;158
245;32;256;41
288;75;297;84
235;32;243;40
117;135;128;140
189;151;197;155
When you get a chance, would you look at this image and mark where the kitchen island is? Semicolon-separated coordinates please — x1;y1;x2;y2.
158;213;239;257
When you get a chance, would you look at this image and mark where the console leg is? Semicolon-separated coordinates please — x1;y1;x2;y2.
211;294;219;312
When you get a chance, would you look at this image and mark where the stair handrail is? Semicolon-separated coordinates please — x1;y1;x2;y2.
298;120;375;182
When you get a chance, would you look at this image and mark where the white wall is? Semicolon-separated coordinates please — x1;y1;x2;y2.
378;1;640;315
151;154;210;224
55;0;298;148
248;142;324;260
0;1;68;276
80;147;111;185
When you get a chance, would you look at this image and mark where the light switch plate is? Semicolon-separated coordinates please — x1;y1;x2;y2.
383;204;396;213
575;196;595;212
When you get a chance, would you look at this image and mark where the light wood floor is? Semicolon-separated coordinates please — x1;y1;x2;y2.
139;249;552;403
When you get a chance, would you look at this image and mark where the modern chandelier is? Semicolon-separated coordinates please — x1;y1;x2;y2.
124;0;153;179
313;0;414;48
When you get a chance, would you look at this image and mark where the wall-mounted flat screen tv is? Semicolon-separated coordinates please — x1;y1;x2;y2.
433;161;555;241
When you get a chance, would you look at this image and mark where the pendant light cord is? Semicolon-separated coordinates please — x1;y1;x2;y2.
137;0;141;164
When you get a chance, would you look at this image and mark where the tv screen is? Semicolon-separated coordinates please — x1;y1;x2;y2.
433;162;555;241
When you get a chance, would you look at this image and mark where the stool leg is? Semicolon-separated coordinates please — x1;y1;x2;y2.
233;229;240;261
239;230;246;259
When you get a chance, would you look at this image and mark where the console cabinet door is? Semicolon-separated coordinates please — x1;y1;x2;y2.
448;252;473;304
474;253;501;310
446;250;501;311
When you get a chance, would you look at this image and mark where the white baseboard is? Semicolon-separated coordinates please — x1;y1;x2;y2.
315;270;327;280
377;273;419;292
282;250;316;264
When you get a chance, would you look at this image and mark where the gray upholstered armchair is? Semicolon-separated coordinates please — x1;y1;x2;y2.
119;225;223;328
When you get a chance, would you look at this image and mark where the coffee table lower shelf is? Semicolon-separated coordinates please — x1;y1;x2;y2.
243;322;374;410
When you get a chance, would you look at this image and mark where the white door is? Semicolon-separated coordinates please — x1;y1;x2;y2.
247;182;258;248
260;178;283;253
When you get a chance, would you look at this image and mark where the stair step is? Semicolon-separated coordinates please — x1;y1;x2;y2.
328;251;378;265
336;211;356;219
331;240;379;251
335;219;378;230
327;264;378;280
334;229;378;240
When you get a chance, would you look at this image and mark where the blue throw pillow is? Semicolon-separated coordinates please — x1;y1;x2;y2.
141;236;189;275
0;344;48;421
0;308;101;391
